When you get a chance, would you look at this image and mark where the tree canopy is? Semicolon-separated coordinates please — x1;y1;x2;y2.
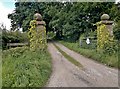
8;1;120;41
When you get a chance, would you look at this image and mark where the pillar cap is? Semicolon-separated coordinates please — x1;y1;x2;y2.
34;13;42;21
101;14;110;20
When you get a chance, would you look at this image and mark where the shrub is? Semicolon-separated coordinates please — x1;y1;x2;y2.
114;21;120;41
2;30;29;50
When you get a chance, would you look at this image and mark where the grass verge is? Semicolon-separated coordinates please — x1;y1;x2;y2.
60;41;119;69
53;43;83;68
2;47;52;87
0;49;2;89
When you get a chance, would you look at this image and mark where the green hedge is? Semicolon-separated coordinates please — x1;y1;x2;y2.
2;30;29;50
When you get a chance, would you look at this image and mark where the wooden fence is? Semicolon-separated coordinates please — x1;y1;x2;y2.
7;43;29;48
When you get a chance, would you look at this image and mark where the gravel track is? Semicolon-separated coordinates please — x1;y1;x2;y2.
46;42;118;87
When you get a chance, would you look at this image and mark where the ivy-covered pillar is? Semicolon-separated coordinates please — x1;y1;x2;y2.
100;14;114;36
28;13;47;51
96;14;114;51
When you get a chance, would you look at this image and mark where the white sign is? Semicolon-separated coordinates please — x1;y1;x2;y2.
86;38;90;44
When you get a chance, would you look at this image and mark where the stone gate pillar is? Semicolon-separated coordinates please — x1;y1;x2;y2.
100;14;114;36
96;14;114;51
34;13;47;50
29;13;47;51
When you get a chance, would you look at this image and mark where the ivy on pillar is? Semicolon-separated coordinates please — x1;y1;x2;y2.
96;14;114;53
28;13;47;51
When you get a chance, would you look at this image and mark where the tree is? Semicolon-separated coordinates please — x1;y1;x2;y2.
8;2;119;41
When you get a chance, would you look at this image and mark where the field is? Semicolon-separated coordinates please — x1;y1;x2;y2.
2;47;52;87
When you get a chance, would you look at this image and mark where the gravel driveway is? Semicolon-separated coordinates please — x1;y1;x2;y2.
46;42;118;87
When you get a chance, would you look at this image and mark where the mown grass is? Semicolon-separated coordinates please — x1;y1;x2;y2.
60;41;119;69
2;47;52;87
53;43;83;68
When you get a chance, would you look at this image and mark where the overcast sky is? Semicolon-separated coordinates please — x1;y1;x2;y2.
0;0;120;30
0;0;15;30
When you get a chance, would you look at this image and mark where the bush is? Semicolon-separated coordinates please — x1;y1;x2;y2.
47;31;56;39
103;40;118;55
114;21;120;41
2;30;29;50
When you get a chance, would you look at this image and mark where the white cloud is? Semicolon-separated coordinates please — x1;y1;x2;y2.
0;2;14;30
116;0;120;3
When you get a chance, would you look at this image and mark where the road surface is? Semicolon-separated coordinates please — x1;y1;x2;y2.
46;42;118;87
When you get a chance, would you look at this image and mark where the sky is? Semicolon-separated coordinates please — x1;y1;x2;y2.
0;0;120;30
0;0;15;30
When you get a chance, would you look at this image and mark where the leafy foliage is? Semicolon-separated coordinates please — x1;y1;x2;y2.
60;41;119;68
8;2;120;41
47;31;56;39
28;20;47;51
2;29;29;50
96;22;117;55
96;22;110;50
114;20;120;41
2;47;52;87
8;2;45;31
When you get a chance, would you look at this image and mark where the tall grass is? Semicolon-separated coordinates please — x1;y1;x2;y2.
2;47;52;87
60;41;119;69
